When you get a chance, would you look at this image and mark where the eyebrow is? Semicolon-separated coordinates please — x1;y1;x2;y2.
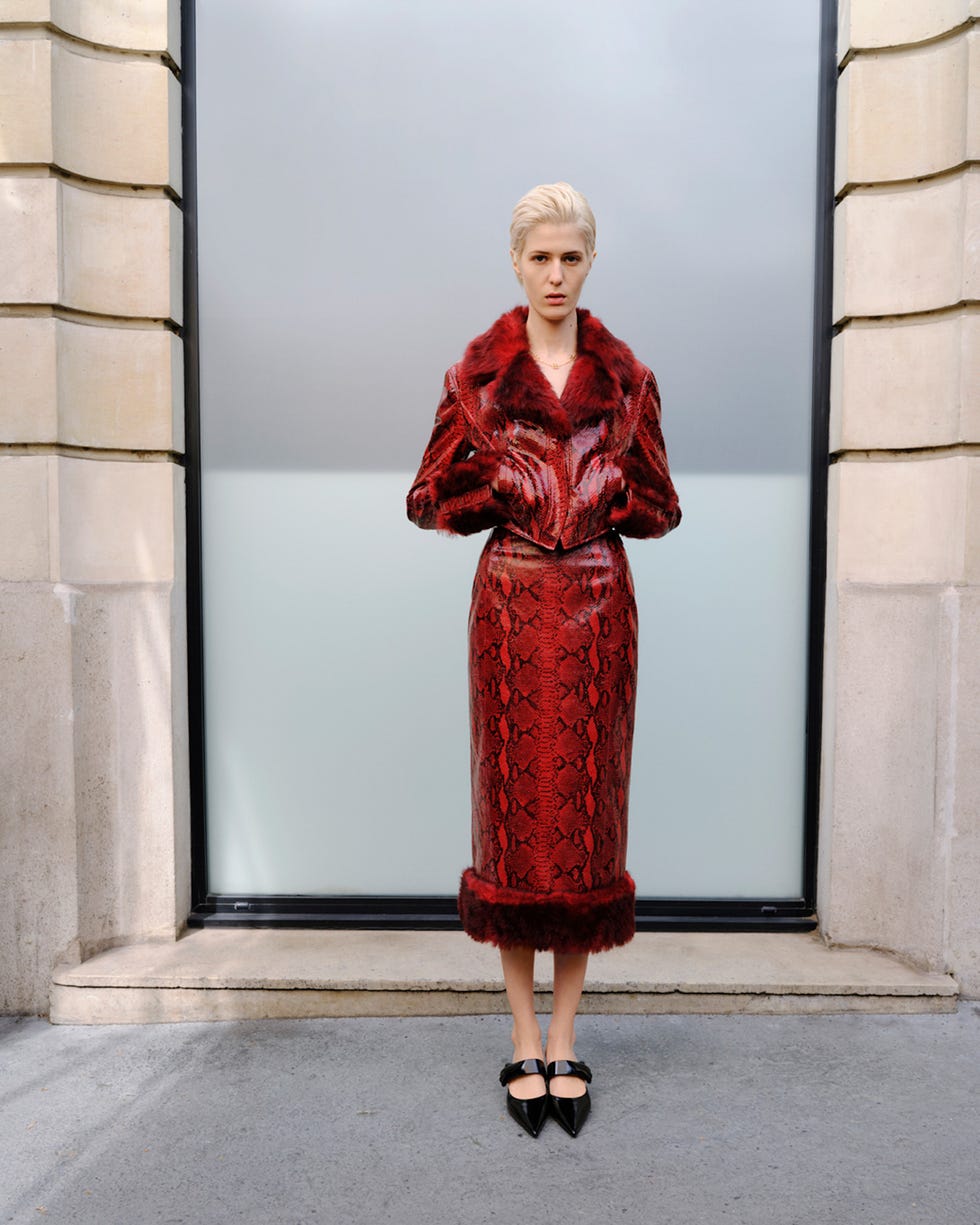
528;248;584;256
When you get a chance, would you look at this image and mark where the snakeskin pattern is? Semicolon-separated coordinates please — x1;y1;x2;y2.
468;527;638;896
407;308;683;950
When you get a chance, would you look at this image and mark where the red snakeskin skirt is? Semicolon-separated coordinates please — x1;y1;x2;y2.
457;527;638;953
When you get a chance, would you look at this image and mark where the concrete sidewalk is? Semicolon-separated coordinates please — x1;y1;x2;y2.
1;1006;978;1225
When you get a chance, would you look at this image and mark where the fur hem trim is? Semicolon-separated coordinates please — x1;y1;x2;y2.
457;868;636;954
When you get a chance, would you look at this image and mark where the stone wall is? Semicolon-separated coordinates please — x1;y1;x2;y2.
818;0;980;992
0;1;188;1013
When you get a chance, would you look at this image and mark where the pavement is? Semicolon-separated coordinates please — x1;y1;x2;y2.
1;1005;978;1225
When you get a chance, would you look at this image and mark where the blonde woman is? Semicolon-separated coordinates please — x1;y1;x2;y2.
407;182;681;1137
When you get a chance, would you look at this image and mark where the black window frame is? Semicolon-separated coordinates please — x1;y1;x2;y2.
182;0;837;932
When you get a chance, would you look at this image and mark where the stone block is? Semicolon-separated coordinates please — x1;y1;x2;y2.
57;0;179;61
0;316;58;441
0;318;181;450
57;322;182;451
0;0;49;18
966;169;980;302
944;588;980;995
0;584;78;1015
836;31;975;189
834;171;978;319
60;184;181;322
0;37;53;164
971;26;980;164
830;313;978;451
0;572;189;1014
0;177;57;302
44;927;958;995
841;0;979;56
0;180;180;317
968;460;980;582
0;456;51;580
834;57;852;189
46;929;958;1022
0;0;179;61
167;69;180;194
48;984;962;1022
55;456;178;583
71;574;188;954
966;312;980;443
50;42;179;188
832;455;975;583
0;181;182;318
169;495;190;920
818;584;948;967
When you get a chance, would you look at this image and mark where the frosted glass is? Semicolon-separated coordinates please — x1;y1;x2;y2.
202;472;808;896
195;0;821;899
195;0;819;478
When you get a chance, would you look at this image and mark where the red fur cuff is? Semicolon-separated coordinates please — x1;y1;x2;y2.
608;456;681;537
457;868;636;954
434;494;508;536
413;449;511;536
430;450;503;500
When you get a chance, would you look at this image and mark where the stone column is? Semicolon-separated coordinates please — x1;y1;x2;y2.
819;0;980;992
0;1;187;1013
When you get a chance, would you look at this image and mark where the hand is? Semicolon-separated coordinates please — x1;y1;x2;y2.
491;455;527;500
580;454;626;498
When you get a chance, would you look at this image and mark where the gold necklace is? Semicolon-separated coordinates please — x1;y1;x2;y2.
531;349;577;369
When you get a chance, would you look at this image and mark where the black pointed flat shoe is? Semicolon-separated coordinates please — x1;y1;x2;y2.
499;1058;549;1137
546;1059;593;1137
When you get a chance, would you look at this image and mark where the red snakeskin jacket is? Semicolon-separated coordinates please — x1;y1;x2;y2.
406;305;681;549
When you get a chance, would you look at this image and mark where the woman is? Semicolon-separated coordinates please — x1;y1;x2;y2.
406;182;681;1138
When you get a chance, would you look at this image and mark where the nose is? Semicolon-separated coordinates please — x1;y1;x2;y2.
548;259;564;284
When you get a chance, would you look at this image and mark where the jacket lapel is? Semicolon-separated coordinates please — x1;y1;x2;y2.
458;306;642;440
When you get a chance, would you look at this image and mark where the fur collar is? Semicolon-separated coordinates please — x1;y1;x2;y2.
458;305;643;438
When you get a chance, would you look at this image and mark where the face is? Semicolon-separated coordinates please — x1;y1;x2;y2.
511;222;594;323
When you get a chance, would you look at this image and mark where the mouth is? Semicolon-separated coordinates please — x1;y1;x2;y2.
545;294;566;303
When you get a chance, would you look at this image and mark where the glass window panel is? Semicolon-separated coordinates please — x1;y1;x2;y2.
197;0;819;897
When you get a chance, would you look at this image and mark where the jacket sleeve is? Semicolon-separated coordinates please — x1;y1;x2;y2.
406;369;512;536
608;369;682;539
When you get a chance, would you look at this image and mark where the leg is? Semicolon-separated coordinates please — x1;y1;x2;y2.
545;952;589;1098
499;946;546;1099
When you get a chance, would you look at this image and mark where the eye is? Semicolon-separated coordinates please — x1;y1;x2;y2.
531;254;547;262
564;254;582;264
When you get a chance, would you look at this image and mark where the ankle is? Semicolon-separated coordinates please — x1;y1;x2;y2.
510;1024;543;1058
545;1028;577;1059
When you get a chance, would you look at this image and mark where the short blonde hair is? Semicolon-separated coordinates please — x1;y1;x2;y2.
509;182;596;258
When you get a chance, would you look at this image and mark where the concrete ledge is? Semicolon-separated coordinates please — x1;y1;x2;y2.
49;929;959;1023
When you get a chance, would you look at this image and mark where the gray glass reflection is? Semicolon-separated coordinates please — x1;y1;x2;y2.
198;0;818;475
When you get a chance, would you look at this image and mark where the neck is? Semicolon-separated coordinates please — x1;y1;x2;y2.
524;308;578;358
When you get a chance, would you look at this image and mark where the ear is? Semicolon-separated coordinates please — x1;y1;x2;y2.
510;247;523;282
